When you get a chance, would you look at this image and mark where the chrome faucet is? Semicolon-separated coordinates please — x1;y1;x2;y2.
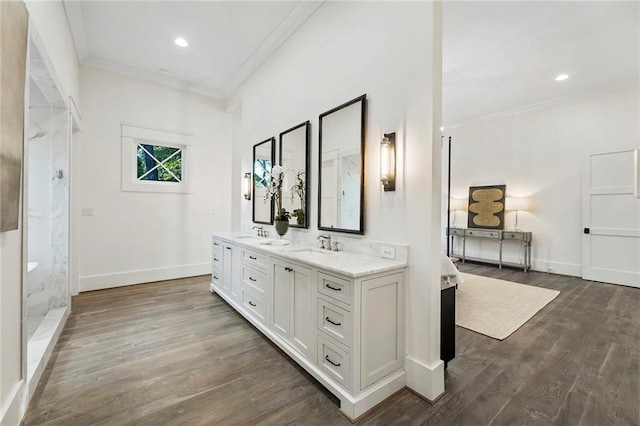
252;225;265;237
317;234;331;250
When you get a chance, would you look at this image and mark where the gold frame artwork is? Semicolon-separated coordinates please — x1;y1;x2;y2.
467;185;506;230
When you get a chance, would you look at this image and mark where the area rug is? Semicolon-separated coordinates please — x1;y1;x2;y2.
456;273;560;340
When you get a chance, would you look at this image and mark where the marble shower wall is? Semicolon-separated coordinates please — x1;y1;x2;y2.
49;107;69;309
27;126;52;317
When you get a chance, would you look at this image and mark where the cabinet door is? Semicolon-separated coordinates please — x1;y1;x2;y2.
222;245;233;295
223;243;241;301
291;263;314;361
271;259;291;338
360;273;404;390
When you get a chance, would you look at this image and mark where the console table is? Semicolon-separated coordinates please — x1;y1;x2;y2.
447;228;532;272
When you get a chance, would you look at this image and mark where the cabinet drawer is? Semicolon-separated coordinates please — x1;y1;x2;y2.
465;229;501;239
318;297;353;348
212;252;222;270
503;231;530;241
318;335;351;390
243;266;266;295
241;288;266;323
212;269;222;287
318;272;353;306
447;227;465;236
242;248;267;270
213;239;223;254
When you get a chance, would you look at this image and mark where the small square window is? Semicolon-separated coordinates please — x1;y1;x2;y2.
122;124;194;194
136;144;183;182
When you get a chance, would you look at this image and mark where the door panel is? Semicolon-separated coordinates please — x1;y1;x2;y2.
583;149;640;288
222;245;232;294
291;264;314;361
271;260;291;337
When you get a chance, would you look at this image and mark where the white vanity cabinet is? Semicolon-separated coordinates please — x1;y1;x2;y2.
316;270;405;393
270;257;315;362
210;234;407;421
212;238;242;304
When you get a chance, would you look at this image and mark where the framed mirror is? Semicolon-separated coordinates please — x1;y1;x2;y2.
279;121;310;228
318;94;366;234
253;137;275;224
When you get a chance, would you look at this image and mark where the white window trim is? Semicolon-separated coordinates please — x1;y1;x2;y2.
121;124;195;194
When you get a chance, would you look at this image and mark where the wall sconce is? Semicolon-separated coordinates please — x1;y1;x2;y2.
450;198;468;228
505;197;531;231
380;132;396;191
242;172;252;200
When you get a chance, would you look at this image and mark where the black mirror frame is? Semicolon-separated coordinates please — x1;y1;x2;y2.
252;137;275;225
279;121;311;229
317;94;366;235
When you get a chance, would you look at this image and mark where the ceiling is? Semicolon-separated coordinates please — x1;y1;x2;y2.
443;1;639;127
64;1;638;123
63;1;323;99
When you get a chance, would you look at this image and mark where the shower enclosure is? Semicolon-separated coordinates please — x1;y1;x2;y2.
25;36;70;391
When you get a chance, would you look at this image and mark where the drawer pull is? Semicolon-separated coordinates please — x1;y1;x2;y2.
214;242;219;246
249;256;257;260
249;277;257;282
213;257;219;261
248;301;257;307
226;247;232;250
325;283;341;291
213;275;219;280
325;317;341;327
325;355;341;367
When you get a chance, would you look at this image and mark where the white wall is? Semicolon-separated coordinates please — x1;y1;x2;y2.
229;2;445;399
77;67;232;291
444;85;640;276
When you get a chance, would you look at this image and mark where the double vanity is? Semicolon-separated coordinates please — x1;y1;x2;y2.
210;233;408;421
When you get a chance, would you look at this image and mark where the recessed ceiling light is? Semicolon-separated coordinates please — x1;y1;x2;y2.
555;74;569;81
174;37;189;47
159;68;170;74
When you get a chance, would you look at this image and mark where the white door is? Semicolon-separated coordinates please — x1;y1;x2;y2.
583;149;640;287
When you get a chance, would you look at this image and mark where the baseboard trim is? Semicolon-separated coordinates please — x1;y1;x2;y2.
407;386;446;405
405;355;445;402
451;249;582;277
27;307;69;401
0;381;25;426
531;259;581;277
79;263;210;292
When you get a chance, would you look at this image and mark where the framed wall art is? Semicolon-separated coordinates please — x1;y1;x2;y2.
468;185;506;229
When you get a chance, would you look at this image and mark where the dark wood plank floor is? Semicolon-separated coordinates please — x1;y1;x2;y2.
24;264;640;425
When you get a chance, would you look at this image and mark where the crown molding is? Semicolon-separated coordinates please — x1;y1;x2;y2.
82;56;226;100
445;77;639;130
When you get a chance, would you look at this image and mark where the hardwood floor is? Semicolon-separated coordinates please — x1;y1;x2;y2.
24;266;639;425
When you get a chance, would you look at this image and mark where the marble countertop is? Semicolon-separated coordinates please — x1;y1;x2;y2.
213;233;407;278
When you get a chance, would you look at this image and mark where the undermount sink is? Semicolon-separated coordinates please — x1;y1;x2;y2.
287;247;333;255
233;234;254;239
